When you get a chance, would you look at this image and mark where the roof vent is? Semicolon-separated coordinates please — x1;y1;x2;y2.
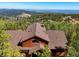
41;24;44;27
28;31;30;32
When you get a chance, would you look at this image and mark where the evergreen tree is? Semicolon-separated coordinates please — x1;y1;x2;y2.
0;20;22;57
33;46;51;57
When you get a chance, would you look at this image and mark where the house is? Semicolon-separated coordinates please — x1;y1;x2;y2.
5;23;68;57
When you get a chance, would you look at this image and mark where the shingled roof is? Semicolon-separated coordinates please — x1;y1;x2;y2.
47;30;68;49
6;30;22;48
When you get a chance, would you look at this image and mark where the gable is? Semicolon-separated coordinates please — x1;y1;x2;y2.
20;23;50;43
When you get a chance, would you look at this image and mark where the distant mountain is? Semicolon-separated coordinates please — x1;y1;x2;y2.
0;9;79;17
26;9;79;14
0;9;38;17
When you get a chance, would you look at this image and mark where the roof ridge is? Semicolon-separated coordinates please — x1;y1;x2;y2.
34;23;37;36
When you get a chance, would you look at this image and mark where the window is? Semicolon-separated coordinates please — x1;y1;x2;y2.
32;38;39;43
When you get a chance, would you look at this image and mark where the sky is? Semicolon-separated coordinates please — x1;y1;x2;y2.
0;2;79;10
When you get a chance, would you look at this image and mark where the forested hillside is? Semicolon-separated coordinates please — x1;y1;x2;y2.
0;11;79;56
0;9;35;16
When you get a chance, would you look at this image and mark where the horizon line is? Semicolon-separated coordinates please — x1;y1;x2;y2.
0;8;79;10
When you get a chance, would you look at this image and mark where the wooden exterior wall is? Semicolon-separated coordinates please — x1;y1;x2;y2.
39;41;47;46
22;39;32;47
22;38;47;47
56;51;66;56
